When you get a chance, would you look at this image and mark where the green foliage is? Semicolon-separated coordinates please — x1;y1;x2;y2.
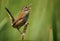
0;0;60;41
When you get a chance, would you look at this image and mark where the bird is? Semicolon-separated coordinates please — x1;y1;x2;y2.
5;5;31;41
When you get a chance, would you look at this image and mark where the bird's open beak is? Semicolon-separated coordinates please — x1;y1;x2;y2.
29;7;31;10
29;7;31;11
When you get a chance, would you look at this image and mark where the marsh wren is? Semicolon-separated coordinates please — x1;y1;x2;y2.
5;5;31;41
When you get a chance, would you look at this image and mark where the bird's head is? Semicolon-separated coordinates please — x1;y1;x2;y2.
22;5;31;14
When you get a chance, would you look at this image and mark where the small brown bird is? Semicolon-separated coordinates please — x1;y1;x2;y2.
5;5;31;41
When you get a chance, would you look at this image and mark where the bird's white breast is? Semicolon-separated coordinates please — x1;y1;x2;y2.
25;11;29;14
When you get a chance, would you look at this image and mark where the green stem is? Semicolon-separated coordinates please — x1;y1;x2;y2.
52;0;58;41
52;14;58;41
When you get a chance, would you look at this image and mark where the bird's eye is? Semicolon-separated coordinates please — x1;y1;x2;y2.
25;7;27;8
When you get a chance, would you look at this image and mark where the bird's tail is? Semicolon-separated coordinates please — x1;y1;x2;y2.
5;7;15;24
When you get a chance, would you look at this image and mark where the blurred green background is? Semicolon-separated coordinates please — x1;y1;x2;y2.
0;0;60;41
